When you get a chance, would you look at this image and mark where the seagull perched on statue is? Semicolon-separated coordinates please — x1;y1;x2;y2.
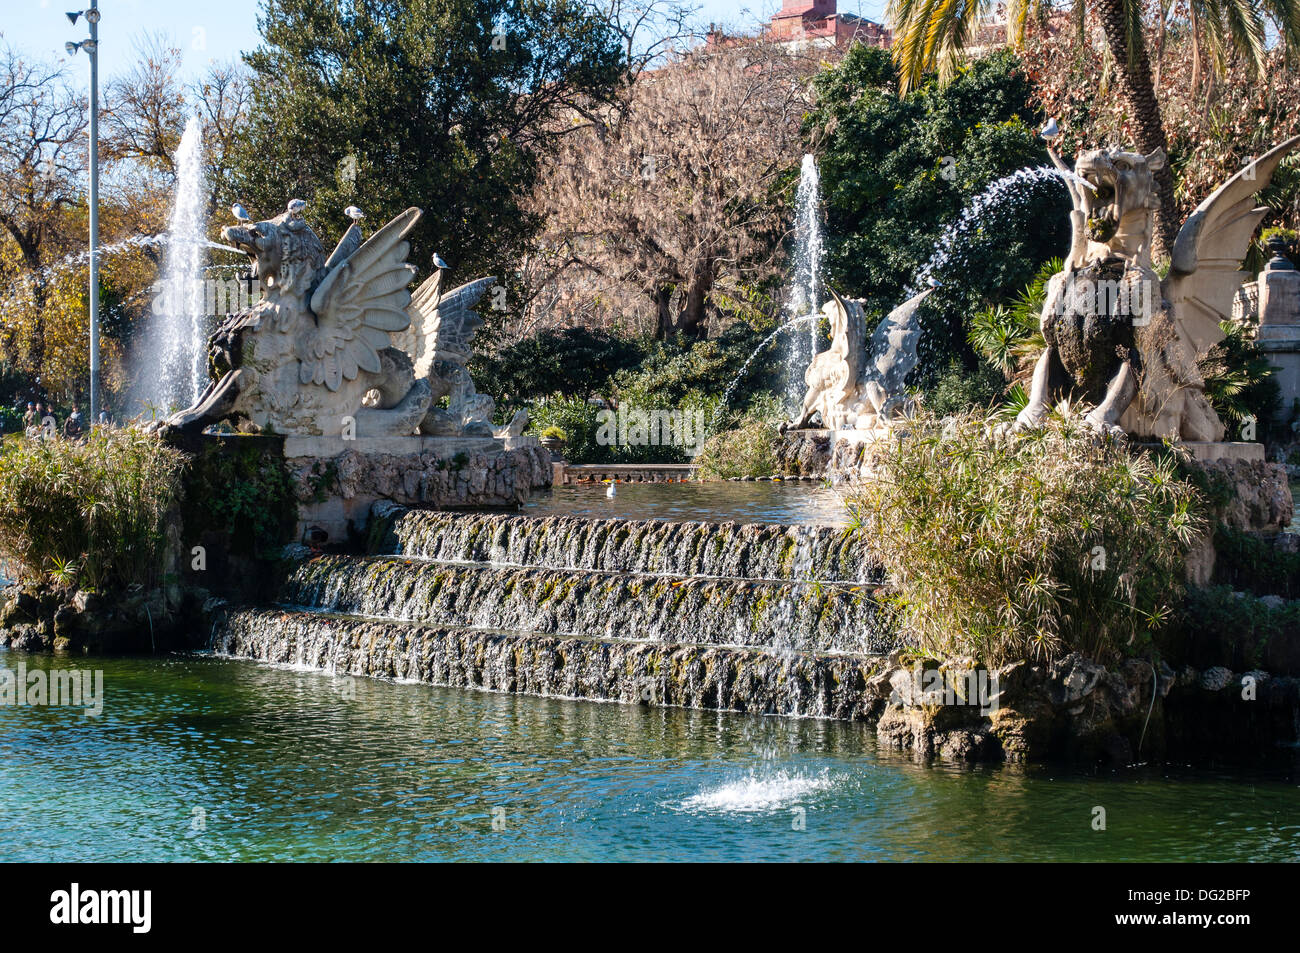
231;203;250;223
1040;118;1059;140
344;205;364;222
431;252;450;270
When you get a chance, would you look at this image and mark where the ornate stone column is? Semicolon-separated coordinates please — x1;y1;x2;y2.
1255;237;1300;422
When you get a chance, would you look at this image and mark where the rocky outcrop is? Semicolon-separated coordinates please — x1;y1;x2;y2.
773;430;832;477
874;653;1300;765
292;443;551;510
1189;457;1294;531
0;582;201;654
289;443;552;543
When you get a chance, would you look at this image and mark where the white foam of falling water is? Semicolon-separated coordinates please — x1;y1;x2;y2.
785;155;825;406
152;116;210;409
676;770;834;813
906;165;1067;298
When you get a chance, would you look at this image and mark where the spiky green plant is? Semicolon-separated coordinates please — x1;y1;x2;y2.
0;428;186;591
693;413;782;481
1201;319;1283;434
968;257;1058;378
846;409;1206;665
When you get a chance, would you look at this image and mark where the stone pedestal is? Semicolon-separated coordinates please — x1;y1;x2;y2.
1255;240;1300;421
286;434;551;543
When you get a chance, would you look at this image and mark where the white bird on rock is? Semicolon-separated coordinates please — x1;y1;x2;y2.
231;203;250;222
344;205;364;222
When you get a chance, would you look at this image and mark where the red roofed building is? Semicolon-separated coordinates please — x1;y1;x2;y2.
762;0;891;50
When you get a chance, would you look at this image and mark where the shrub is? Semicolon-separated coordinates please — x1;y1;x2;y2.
1167;585;1300;672
471;328;646;405
0;428;186;591
178;435;298;558
810;46;1070;379
610;322;781;418
1210;526;1300;599
527;395;609;464
0;407;23;435
846;410;1206;665
1201;320;1282;438
921;361;1006;417
693;413;782;481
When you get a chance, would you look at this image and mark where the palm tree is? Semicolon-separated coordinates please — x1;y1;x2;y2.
886;0;1300;259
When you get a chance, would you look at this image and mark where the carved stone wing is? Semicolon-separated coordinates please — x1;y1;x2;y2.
300;207;422;391
864;288;933;390
401;273;497;379
1163;136;1300;360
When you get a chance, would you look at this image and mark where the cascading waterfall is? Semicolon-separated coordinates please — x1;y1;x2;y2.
152;116;210;409
785;155;825;405
379;509;882;584
210;506;895;719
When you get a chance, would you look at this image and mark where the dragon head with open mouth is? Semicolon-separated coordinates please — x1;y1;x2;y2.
1073;146;1165;246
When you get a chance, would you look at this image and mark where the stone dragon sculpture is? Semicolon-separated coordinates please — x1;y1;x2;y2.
1015;135;1300;440
155;201;497;439
787;288;933;432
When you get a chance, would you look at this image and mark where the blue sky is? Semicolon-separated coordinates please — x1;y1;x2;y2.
2;1;889;81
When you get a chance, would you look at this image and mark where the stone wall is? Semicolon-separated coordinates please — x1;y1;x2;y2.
287;437;552;544
773;429;832;476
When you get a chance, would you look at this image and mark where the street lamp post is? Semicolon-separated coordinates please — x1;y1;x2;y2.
66;3;100;425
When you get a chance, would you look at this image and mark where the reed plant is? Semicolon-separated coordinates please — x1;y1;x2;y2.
846;410;1206;665
0;428;186;592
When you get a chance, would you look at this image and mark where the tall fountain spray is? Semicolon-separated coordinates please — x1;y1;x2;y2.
785;155;824;405
153;116;209;409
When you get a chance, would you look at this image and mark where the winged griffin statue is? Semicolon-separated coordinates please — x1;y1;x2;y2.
156;201;499;439
1014;135;1300;440
786;288;934;432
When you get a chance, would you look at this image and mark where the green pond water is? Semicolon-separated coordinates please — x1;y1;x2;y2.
520;481;849;525
2;650;1298;862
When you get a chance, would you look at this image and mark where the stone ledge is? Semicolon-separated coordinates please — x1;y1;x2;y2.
283;433;539;460
1134;440;1265;462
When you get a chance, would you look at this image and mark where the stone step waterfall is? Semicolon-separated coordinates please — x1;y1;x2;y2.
210;507;896;719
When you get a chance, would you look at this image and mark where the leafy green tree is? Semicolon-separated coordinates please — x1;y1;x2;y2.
887;0;1300;257
809;46;1069;381
226;0;626;291
469;327;645;404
